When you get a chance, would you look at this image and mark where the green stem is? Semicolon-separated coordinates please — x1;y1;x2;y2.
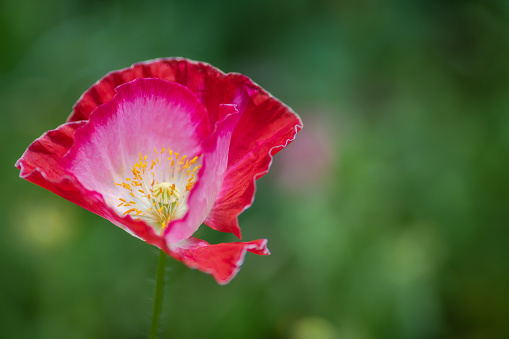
149;249;167;339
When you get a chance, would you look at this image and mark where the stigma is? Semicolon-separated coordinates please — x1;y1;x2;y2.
115;146;202;233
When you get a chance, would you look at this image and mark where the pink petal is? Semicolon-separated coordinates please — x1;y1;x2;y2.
164;104;240;243
168;237;270;285
204;75;303;237
16;121;91;208
60;78;210;221
16;121;165;248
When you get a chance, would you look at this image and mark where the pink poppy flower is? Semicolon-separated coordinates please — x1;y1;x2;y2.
16;58;302;284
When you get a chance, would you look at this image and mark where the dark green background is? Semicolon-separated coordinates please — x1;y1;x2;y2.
1;0;508;338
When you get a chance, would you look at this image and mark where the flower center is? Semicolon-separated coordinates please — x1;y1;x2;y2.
115;146;202;233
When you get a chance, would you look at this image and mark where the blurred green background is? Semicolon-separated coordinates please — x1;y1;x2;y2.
2;0;509;338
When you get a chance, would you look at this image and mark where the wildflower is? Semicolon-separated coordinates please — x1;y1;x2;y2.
16;58;302;284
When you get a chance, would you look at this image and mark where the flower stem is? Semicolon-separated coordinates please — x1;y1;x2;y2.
149;249;167;339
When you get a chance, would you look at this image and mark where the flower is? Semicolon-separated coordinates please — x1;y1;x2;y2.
16;58;302;284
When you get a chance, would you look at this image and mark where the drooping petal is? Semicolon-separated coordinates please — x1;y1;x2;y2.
167;237;270;285
164;104;240;243
60;78;211;219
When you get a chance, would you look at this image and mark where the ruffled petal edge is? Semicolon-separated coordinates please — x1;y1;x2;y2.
204;74;303;238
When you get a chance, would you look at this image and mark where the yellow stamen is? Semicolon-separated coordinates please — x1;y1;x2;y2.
115;146;201;233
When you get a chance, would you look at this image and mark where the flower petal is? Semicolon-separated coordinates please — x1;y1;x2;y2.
205;75;303;237
15;120;165;247
164;104;240;243
16;121;91;207
60;78;211;218
69;58;214;123
167;237;270;285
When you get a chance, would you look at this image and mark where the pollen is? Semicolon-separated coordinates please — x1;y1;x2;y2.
114;145;202;233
